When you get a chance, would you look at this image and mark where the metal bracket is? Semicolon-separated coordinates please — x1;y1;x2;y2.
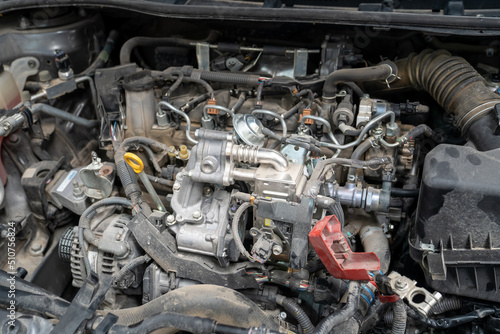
196;42;210;71
388;271;442;316
293;49;308;78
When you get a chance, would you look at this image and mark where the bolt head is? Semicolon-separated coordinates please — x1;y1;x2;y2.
279;312;287;320
173;183;181;191
272;245;283;255
395;278;407;290
166;215;176;225
192;210;202;219
31;242;42;252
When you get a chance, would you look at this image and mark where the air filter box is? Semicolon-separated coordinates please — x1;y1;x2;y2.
410;144;500;302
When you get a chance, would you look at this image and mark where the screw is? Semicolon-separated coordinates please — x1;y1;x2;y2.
166;215;176;225
172;183;181;191
272;245;283;255
192;210;202;219
28;60;36;68
31;242;42;252
279;312;287;320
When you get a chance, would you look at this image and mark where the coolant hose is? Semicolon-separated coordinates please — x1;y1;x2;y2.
391;300;407;334
100;285;280;329
313;281;361;334
323;63;395;100
276;295;315;333
359;225;391;274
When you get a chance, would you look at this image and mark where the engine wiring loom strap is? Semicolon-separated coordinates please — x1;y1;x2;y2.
309;215;380;281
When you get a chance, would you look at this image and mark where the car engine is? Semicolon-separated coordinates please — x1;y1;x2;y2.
0;4;500;334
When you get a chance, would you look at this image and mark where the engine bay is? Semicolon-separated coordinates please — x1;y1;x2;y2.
1;4;500;333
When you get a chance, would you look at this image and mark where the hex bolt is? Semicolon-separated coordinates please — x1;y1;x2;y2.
173;183;181;191
31;242;42;252
192;210;202;219
166;215;176;226
279;312;287;320
272;245;283;255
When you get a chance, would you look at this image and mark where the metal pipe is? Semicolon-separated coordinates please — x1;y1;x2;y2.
251;109;288;137
232;168;257;181
300;115;340;145
231;145;289;172
158;101;197;144
203;104;236;124
320;111;396;151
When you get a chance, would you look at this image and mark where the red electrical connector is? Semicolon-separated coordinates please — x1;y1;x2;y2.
309;215;381;281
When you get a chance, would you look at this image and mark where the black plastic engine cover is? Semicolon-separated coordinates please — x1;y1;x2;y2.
410;144;500;302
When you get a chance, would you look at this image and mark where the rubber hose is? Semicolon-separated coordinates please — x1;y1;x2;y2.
137;143;161;173
397;49;500;134
359;225;391;274
313;281;361;334
31;103;99;128
81;30;119;76
347;137;373;179
390;188;419;198
276;295;315;333
400;124;442;144
430;296;462;315
344;82;365;97
108;312;281;334
100;285;279;329
146;174;174;187
231;92;247;112
391;300;407;334
323;64;394;100
231;202;253;261
120;31;218;65
164;69;184;96
467;112;500;151
283;101;304;119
